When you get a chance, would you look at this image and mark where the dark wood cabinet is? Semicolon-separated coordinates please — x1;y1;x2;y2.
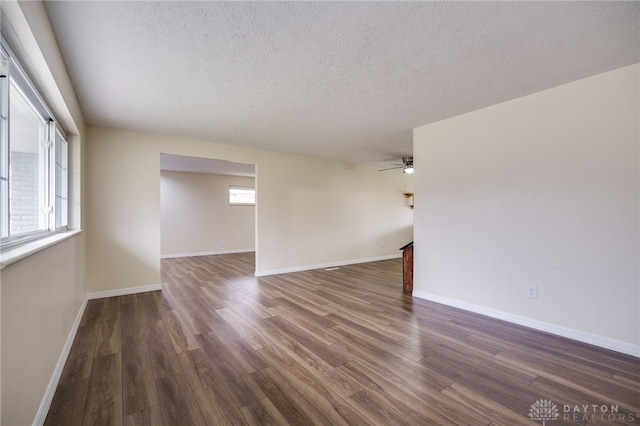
400;242;413;293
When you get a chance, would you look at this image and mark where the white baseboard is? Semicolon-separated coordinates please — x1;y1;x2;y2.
255;253;402;277
33;296;88;426
87;283;162;300
35;283;164;424
412;291;640;358
161;249;255;259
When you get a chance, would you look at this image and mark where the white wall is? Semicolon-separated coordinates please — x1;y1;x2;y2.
87;126;414;291
161;171;256;256
0;1;86;425
413;64;639;355
1;237;85;425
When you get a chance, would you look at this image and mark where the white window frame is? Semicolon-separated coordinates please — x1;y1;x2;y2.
0;39;69;250
54;127;69;231
229;186;256;206
0;44;8;239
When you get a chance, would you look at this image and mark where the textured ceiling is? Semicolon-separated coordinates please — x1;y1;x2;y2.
45;1;639;164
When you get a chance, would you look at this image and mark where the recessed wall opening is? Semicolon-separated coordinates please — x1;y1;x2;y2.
160;154;257;273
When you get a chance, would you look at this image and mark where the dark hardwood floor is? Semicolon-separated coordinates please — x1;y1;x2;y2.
45;253;639;425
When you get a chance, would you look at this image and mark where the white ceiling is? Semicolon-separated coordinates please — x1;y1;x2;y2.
160;154;255;177
45;1;639;164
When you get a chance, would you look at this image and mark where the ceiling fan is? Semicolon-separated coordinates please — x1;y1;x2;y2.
379;156;414;174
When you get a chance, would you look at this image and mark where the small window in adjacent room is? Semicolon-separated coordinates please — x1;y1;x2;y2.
229;186;255;205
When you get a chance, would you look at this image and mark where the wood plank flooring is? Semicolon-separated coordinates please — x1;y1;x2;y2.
46;253;640;425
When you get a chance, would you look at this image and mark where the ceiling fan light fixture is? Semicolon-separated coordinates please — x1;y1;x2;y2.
378;156;413;173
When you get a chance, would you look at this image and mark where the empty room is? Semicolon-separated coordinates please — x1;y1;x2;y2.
0;1;638;425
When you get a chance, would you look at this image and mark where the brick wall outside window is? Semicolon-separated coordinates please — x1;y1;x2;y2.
9;151;40;233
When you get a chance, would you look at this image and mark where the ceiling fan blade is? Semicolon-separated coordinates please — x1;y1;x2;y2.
378;166;404;172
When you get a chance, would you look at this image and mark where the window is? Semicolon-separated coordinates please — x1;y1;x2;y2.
229;186;255;205
54;129;68;230
0;41;69;248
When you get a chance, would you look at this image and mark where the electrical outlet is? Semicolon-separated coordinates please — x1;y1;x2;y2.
527;285;538;299
292;249;298;258
380;240;385;248
219;241;224;248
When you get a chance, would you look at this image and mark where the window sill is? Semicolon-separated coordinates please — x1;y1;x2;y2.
0;229;83;269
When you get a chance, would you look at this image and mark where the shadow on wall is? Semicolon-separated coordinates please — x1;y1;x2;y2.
88;229;161;293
